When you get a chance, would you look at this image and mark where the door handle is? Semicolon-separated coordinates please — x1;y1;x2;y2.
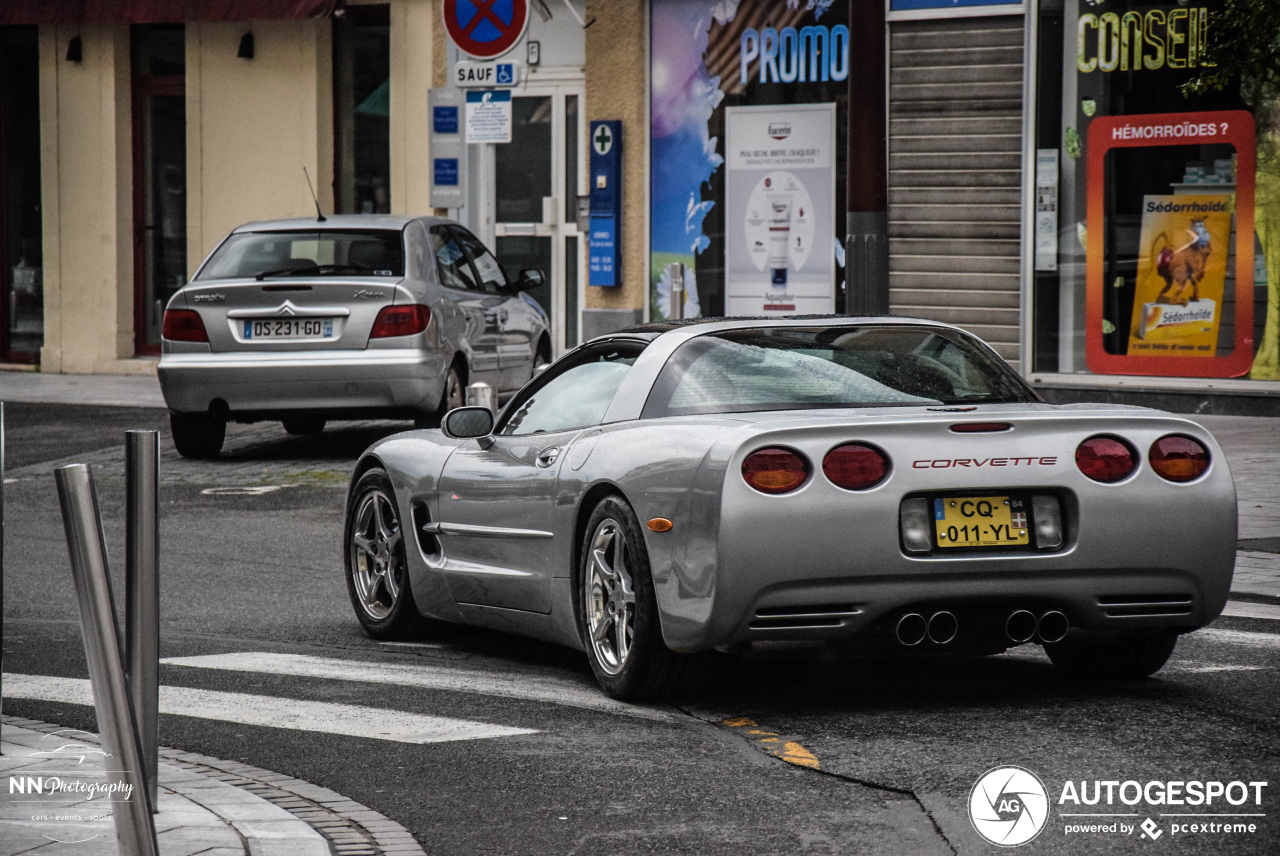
499;310;509;324
536;446;560;467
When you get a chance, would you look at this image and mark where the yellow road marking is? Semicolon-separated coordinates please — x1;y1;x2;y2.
721;717;820;770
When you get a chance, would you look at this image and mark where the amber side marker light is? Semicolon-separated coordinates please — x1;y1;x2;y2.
1149;435;1210;482
647;518;674;532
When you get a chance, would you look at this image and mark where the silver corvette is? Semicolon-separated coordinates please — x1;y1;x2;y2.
344;317;1236;700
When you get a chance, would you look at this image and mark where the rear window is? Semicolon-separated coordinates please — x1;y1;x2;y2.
196;230;404;280
641;325;1037;418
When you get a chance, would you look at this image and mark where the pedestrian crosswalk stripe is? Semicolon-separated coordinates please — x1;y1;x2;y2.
3;673;538;744
160;652;679;723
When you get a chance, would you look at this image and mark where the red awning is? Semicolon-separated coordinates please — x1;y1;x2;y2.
0;1;337;25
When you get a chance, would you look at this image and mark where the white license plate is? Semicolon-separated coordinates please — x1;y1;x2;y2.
243;318;334;340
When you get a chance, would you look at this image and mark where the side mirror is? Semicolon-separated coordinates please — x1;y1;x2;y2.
442;406;495;441
518;269;545;291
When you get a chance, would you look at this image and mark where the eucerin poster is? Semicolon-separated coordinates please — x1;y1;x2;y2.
724;103;836;315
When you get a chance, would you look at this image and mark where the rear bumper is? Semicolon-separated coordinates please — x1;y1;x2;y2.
157;349;446;416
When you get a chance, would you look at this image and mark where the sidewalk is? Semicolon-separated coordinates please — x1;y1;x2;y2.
1;715;425;856
0;371;166;409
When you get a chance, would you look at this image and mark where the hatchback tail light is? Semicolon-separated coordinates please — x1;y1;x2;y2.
371;304;431;339
1075;435;1138;483
823;443;890;490
1149;434;1210;482
742;447;810;494
162;309;208;343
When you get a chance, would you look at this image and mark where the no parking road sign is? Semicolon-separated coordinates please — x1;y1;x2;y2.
443;0;529;60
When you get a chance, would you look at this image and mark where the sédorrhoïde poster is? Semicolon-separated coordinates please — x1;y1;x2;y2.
724;103;836;316
1127;194;1233;357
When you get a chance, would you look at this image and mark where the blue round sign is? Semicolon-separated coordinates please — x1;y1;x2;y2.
443;0;529;60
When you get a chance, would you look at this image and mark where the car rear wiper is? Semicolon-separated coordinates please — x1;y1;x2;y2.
256;264;375;281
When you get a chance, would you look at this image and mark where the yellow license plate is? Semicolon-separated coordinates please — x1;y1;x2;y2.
934;496;1029;548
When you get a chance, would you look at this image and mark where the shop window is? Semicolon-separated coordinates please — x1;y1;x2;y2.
1032;0;1272;380
0;26;42;363
334;6;390;214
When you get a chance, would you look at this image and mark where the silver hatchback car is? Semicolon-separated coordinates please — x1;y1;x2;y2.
158;215;551;458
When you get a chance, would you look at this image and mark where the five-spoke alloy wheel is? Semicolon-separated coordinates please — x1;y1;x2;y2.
579;496;701;700
345;468;426;639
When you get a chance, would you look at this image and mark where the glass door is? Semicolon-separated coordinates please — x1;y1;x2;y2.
491;83;585;354
0;27;42;363
132;25;186;355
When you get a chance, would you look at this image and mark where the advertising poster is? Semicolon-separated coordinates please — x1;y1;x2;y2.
1084;110;1256;377
724;104;835;315
649;0;849;320
1127;194;1232;356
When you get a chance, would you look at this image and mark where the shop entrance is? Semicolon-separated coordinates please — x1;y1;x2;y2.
483;79;585;354
0;26;42;364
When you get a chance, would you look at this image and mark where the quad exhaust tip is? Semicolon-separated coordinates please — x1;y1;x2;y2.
927;611;958;645
1037;610;1070;644
1005;609;1037;644
895;613;927;647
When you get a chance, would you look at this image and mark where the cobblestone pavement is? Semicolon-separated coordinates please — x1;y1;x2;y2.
1;716;427;856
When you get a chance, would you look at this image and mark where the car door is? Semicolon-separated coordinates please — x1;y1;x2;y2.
429;225;501;386
448;225;534;391
434;342;644;614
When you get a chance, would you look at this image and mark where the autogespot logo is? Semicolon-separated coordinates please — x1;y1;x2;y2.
970;766;1051;847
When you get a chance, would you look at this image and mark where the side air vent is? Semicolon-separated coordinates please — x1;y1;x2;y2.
750;604;862;630
1097;594;1193;618
411;503;442;560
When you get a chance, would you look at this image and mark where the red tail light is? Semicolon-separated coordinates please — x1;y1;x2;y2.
1149;434;1210;482
823;443;890;490
1075;435;1137;483
742;447;810;494
162;309;208;343
371;304;431;338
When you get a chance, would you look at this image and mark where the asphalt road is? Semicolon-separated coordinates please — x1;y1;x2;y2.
2;404;1277;855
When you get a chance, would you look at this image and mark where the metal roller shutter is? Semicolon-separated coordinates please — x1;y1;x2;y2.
888;16;1024;367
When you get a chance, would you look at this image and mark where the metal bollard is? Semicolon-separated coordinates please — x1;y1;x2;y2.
665;262;686;321
465;381;496;413
55;464;160;856
125;431;160;809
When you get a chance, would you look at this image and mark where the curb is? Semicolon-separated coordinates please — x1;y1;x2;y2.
2;715;426;856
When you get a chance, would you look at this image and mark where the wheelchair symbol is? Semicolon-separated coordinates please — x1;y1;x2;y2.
496;64;514;85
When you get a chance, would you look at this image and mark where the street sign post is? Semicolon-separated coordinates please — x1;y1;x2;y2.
442;0;529;60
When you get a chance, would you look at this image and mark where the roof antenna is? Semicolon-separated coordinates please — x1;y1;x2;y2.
303;167;326;222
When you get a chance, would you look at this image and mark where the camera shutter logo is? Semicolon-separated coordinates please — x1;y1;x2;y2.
969;766;1050;847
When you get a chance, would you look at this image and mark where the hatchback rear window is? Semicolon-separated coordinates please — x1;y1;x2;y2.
196;230;404;280
641;325;1038;418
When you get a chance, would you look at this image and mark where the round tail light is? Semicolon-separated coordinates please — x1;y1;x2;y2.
1075;435;1138;483
823;443;890;490
1149;434;1210;482
742;447;810;494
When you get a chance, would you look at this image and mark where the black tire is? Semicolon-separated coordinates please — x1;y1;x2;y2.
1045;631;1178;679
533;338;552;375
344;468;431;640
417;361;465;429
282;416;326;436
578;495;704;700
170;411;225;459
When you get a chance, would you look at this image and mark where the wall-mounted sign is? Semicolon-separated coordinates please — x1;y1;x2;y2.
589;120;623;286
455;61;522;88
724;103;836;315
1034;149;1058;272
1085;110;1256;377
465;90;512;144
442;0;529;60
428;88;466;208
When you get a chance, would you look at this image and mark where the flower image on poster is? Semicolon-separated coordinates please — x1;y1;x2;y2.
649;0;849;321
1127;194;1233;356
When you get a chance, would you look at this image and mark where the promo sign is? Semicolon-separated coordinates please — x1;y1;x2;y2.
442;0;529;60
723;103;836;315
1085;110;1256;377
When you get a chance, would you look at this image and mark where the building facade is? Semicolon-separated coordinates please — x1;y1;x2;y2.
0;1;1275;412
